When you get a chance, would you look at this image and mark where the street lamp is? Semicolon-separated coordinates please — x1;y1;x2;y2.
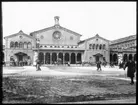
36;38;40;60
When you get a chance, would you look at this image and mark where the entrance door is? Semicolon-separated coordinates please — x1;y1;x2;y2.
18;55;23;61
15;52;27;62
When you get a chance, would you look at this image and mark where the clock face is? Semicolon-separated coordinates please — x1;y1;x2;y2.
53;31;61;40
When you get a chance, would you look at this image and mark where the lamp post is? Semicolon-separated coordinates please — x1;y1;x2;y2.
36;38;41;71
36;38;40;60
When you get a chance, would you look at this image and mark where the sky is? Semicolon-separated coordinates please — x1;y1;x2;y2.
2;2;136;45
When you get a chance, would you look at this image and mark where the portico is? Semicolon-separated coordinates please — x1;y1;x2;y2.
34;49;84;65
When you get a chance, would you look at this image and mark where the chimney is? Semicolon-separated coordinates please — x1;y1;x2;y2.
54;16;60;26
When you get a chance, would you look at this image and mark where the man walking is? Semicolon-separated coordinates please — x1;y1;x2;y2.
97;61;102;71
124;58;136;85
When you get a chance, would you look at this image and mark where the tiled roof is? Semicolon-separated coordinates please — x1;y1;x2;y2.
78;40;85;44
110;35;136;45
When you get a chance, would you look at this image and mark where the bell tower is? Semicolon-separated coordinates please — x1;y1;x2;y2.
54;16;60;26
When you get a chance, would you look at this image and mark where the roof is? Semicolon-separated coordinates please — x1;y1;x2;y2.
30;25;82;37
78;34;109;44
4;30;35;39
78;40;85;44
110;35;136;45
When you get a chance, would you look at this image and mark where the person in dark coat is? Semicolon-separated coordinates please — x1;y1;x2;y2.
97;61;102;71
124;58;136;85
36;59;41;71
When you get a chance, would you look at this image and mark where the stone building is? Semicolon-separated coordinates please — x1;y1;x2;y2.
110;35;136;64
78;34;110;63
3;16;136;66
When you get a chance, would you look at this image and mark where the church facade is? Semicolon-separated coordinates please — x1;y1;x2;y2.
3;16;136;66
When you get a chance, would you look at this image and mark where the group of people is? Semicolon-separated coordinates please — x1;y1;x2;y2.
6;60;31;67
96;58;137;85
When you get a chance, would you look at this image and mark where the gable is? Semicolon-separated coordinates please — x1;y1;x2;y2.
4;30;36;48
30;25;82;37
4;30;35;40
30;25;82;45
86;34;109;42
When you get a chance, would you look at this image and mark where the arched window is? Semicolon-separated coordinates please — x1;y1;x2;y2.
10;41;14;48
103;44;105;49
89;44;92;49
96;44;98;50
19;42;23;48
92;44;95;49
15;42;19;48
99;44;102;50
27;42;32;49
24;42;27;49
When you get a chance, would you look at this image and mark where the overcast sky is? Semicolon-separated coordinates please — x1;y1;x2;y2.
2;2;136;44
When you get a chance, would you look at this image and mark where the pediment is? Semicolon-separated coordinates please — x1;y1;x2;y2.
86;34;109;42
30;25;82;37
4;30;35;40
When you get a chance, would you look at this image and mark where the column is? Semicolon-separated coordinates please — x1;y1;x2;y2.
57;53;59;63
69;53;71;64
44;53;45;64
75;53;77;64
50;53;52;64
63;53;65;65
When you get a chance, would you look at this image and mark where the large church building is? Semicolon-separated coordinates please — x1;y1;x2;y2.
3;16;136;66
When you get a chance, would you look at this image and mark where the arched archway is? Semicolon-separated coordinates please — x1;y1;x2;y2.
71;53;75;64
110;54;113;62
58;53;63;64
77;53;81;63
129;54;133;60
52;53;57;64
113;54;118;65
39;52;44;64
65;53;69;63
123;54;128;62
45;53;50;64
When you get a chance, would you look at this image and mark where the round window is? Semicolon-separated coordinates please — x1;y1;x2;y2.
19;35;23;39
53;31;61;40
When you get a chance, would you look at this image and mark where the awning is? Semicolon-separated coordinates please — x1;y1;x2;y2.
93;53;103;57
15;52;27;56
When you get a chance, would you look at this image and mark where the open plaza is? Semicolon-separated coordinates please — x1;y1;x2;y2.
2;3;136;104
2;65;136;104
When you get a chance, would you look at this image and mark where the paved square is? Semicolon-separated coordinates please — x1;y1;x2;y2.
2;66;136;104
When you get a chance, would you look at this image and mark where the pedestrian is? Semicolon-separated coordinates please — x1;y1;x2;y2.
97;61;102;71
36;59;41;71
68;61;70;66
124;58;136;85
